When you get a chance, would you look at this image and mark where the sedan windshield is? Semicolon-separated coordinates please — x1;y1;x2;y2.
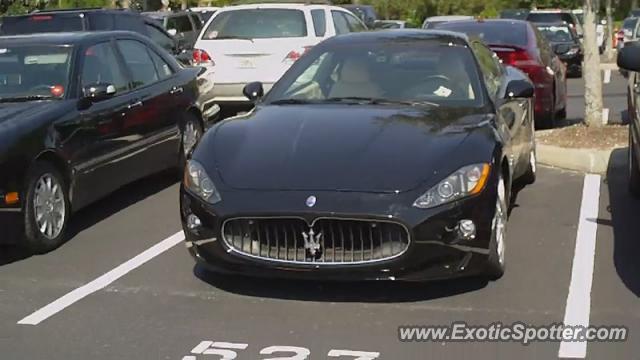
537;25;576;42
0;45;73;100
202;9;307;39
267;40;484;108
435;22;529;47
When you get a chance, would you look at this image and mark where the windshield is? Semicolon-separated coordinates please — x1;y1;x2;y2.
537;24;576;42
202;9;307;40
0;14;84;35
623;18;637;30
0;45;73;100
435;22;529;47
266;40;484;108
527;12;575;25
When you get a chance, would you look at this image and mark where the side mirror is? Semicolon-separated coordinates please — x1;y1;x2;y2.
553;43;571;55
167;28;178;37
83;83;116;102
242;81;264;102
618;44;640;72
505;79;534;99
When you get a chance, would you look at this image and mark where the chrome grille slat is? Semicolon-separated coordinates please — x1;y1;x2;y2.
222;218;410;265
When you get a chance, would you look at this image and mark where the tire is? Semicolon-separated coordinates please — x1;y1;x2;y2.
486;175;508;280
23;162;71;254
179;112;204;170
629;129;640;198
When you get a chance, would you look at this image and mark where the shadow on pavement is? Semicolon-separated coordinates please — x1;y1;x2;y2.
606;148;640;297
0;171;177;266
195;265;488;303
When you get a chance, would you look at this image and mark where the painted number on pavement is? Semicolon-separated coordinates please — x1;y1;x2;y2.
183;341;380;360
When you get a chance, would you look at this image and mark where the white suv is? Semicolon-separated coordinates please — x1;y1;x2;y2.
192;2;367;105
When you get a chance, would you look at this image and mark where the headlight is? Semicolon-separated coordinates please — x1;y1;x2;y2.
413;163;491;209
184;160;221;204
565;47;580;56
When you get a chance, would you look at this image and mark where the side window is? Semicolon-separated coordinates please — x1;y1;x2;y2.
190;13;203;30
331;11;350;35
146;24;175;52
149;50;174;80
344;12;367;32
81;42;129;93
167;15;193;33
311;9;326;37
116;40;159;88
471;42;502;97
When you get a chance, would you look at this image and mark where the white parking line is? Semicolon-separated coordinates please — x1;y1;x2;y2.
558;175;601;359
602;108;610;125
17;231;184;326
603;69;611;84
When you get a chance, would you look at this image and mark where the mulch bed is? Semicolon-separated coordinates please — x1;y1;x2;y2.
536;124;628;150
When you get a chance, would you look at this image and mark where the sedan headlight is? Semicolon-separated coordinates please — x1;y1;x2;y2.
184;160;221;204
413;163;491;209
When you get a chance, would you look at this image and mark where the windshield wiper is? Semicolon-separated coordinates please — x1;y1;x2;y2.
270;99;315;105
0;95;55;103
213;35;254;42
325;97;439;107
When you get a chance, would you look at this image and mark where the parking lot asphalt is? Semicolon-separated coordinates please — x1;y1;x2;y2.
1;72;638;360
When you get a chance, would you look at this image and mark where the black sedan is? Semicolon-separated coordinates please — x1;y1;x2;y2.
0;32;209;252
181;30;537;281
618;45;640;197
536;22;583;77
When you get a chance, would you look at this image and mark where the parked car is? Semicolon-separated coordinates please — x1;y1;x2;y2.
0;9;181;60
434;19;567;129
142;10;204;50
0;32;211;252
373;20;408;30
618;17;639;51
526;9;583;38
499;9;529;20
181;30;537;282
340;4;378;28
536;22;583;78
617;45;640;197
193;2;367;109
571;9;605;53
421;15;473;29
631;9;640;17
189;6;219;22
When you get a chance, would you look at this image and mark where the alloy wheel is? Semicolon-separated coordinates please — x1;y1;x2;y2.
33;173;66;240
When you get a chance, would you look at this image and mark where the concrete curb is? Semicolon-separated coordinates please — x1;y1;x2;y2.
537;144;618;174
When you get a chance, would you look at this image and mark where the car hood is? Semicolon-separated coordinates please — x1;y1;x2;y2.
0;101;61;127
200;105;489;193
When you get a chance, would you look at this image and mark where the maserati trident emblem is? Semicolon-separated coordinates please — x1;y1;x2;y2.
305;195;317;208
302;228;322;257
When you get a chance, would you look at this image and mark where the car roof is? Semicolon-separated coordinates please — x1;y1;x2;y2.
216;3;340;11
0;31;145;45
436;18;529;26
28;8;132;15
325;29;470;45
426;15;474;21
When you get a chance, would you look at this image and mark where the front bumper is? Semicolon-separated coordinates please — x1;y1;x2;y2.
0;209;23;244
212;82;274;104
180;183;499;282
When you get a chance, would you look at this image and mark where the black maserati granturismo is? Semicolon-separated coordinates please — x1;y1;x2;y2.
180;30;537;281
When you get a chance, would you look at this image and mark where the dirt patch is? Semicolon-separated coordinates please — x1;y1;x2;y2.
536;124;628;150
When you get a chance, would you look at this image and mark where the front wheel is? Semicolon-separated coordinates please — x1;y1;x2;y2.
179;113;204;169
486;175;508;280
629;129;640;198
23;162;71;254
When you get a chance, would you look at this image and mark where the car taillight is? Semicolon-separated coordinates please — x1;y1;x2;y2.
193;49;214;65
501;50;543;82
283;46;312;64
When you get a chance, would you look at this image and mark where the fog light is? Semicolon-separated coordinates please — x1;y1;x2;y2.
458;219;476;240
187;214;202;230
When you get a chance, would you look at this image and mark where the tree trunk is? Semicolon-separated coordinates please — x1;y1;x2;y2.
633;0;639;12
120;0;130;8
604;0;615;61
584;0;604;127
181;0;187;10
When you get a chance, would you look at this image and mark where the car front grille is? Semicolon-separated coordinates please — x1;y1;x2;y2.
221;218;410;265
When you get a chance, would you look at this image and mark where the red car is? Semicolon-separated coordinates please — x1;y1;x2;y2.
435;19;567;129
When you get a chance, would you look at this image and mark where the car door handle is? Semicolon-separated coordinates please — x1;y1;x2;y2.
170;86;184;95
128;100;143;109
